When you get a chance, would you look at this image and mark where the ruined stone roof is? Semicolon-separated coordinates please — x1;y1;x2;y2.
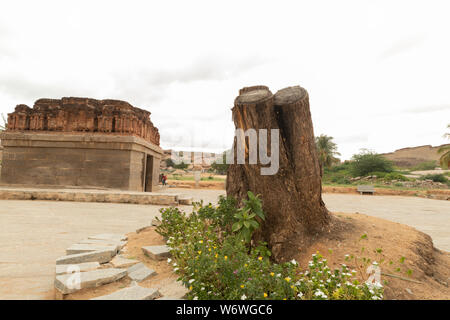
7;97;160;146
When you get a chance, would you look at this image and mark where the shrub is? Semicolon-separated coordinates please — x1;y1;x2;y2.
350;151;394;177
383;172;409;181
155;193;384;300
368;172;387;178
410;161;437;171
420;174;448;183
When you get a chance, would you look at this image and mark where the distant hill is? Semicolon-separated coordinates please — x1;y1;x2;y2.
381;144;449;168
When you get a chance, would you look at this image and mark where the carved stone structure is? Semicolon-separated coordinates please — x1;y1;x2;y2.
1;97;163;191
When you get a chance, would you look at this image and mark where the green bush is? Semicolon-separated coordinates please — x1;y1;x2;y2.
368;172;387;178
420;174;448;183
350;151;394;177
155;193;384;300
383;172;409;181
410;161;437;171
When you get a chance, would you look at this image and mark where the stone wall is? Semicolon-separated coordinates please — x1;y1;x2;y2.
6;97;160;146
0;132;163;191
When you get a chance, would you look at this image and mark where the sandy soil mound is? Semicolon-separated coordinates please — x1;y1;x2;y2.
292;212;450;300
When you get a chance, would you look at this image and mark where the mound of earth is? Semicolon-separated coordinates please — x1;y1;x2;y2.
292;212;450;300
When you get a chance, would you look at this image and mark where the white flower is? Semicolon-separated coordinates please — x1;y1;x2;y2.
297;292;303;298
174;268;179;272
189;279;195;284
290;259;298;265
241;294;247;300
173;263;177;267
193;296;198;300
167;258;172;263
276;273;281;277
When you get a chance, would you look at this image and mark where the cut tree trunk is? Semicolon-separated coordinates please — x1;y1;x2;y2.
226;85;330;262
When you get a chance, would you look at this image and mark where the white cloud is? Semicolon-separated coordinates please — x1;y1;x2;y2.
0;0;449;159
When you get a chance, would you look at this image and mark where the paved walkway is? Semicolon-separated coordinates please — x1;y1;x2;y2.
0;189;448;299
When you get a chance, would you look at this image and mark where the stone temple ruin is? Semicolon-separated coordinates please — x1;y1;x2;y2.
0;97;163;191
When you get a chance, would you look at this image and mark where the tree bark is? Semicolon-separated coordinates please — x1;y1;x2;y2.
226;85;330;262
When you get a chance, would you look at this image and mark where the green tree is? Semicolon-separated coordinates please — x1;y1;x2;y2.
174;161;188;170
438;124;450;169
315;134;341;175
0;113;7;131
210;152;229;174
165;158;175;167
350;150;394;177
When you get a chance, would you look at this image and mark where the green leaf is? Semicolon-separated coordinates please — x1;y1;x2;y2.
250;220;259;229
243;221;250;229
232;222;242;232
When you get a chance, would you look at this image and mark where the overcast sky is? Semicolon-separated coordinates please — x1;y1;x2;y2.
1;0;449;159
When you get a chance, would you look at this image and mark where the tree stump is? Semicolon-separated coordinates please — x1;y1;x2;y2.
226;85;330;261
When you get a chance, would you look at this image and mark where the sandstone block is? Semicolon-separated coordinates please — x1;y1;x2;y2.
142;245;171;260
54;268;127;294
56;250;114;265
127;262;156;282
66;243;118;255
111;255;139;268
55;262;100;275
91;285;161;300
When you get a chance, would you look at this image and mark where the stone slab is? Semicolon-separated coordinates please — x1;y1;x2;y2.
0;187;180;206
127;263;156;282
54;268;127;294
78;239;127;249
91;285;161;300
158;280;189;300
55;262;100;275
66;243;118;255
142;245;171;261
56;250;114;265
111;255;140;268
179;197;193;205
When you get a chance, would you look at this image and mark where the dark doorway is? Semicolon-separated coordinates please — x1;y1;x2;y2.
144;154;153;192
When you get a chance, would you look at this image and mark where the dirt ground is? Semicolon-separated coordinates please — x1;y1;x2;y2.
292;212;450;300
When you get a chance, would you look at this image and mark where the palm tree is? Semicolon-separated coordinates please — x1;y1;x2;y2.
0;113;7;131
438;124;450;169
315;134;341;175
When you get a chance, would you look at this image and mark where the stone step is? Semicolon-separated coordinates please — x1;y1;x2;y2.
158;280;189;300
91;285;161;300
110;255;140;268
142;245;171;261
56;250;115;265
55;268;127;294
78;239;127;249
178;197;193;205
127;263;156;282
88;233;127;242
0;188;179;206
66;243;118;256
56;262;100;275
